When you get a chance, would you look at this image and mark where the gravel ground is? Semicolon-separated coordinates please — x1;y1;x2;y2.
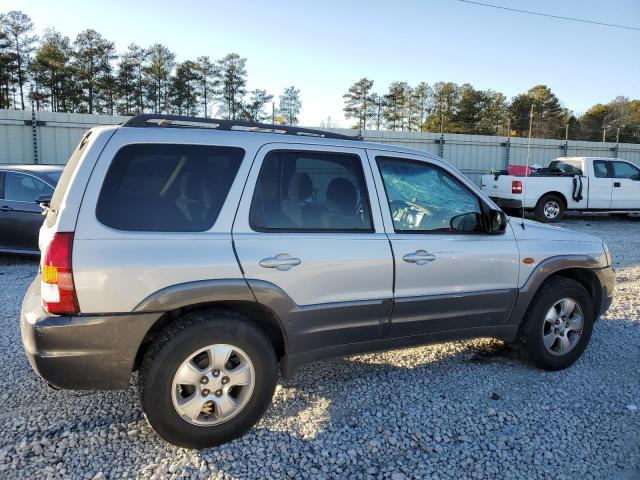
0;214;638;479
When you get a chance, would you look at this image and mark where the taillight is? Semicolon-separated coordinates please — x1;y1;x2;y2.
41;232;79;315
512;180;523;194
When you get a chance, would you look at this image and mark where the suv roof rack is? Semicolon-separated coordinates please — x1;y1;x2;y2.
121;114;362;141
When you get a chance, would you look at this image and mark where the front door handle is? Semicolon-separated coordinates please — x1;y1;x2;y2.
402;250;436;265
0;205;13;212
259;253;302;271
613;182;621;187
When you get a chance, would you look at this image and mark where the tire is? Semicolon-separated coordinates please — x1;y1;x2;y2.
534;194;565;223
518;277;594;371
139;309;278;449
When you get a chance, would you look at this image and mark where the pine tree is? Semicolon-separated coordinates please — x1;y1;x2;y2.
240;89;273;122
453;84;484;133
343;78;375;130
72;29;115;113
2;10;37;109
144;43;175;114
29;29;72;112
279;86;301;125
509;85;565;138
412;82;431;131
170;60;199;115
383;81;411;131
216;53;247;120
195;56;217;117
0;24;11;109
423;82;459;133
116;44;146;114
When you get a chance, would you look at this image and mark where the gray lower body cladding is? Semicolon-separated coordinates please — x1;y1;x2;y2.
20;262;615;390
21;277;161;389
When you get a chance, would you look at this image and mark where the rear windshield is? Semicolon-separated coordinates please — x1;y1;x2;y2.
548;160;583;175
96;144;244;232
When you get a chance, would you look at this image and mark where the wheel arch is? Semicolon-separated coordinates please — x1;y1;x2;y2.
537;191;568;208
131;280;289;372
508;255;605;326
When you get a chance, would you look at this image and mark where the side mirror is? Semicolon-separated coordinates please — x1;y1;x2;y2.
487;209;507;234
35;193;52;209
450;212;481;232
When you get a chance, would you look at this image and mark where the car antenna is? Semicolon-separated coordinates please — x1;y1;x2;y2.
521;104;534;230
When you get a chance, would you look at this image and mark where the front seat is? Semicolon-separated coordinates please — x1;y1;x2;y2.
281;172;313;227
322;177;363;229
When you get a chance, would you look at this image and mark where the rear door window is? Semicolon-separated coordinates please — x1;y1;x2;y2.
96;144;244;231
249;150;373;232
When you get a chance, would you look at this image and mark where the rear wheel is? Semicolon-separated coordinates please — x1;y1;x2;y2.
534;194;565;223
139;309;278;449
518;277;594;370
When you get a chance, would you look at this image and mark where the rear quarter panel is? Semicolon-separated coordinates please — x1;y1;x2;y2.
72;128;261;313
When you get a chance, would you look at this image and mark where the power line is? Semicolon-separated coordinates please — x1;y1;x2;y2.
453;0;640;31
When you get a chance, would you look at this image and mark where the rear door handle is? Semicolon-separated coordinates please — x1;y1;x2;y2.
613;182;621;187
0;205;13;212
259;253;301;271
402;250;436;265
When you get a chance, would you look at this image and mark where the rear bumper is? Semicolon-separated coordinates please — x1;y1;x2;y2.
20;276;161;390
490;197;522;210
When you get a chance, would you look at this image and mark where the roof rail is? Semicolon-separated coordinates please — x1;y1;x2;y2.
121;114;362;141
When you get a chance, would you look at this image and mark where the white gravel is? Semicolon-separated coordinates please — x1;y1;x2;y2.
0;214;638;479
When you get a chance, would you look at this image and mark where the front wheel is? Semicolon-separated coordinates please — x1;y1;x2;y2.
139;309;278;449
518;277;594;370
534;194;565;223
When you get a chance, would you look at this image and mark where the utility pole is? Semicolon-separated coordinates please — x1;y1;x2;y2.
564;123;569;156
271;102;275;124
602;128;607;142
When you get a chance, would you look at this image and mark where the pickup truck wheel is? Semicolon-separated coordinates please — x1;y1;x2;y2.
534;194;565;223
519;277;594;371
138;309;278;449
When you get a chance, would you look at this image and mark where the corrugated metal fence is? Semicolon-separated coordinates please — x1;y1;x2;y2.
2;109;639;185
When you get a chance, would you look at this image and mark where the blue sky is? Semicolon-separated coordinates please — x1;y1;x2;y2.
4;0;639;126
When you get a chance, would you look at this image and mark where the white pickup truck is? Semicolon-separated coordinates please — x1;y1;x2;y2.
481;157;640;222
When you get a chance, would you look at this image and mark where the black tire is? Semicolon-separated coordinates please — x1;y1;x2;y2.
139;309;278;449
534;194;565;223
518;277;594;371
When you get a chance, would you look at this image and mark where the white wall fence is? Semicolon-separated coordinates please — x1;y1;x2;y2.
2;109;639;185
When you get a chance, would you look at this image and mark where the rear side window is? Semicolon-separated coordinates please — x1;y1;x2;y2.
4;172;53;202
593;161;608;178
249;151;373;232
97;144;244;231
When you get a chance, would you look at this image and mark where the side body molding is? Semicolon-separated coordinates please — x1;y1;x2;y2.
507;254;610;325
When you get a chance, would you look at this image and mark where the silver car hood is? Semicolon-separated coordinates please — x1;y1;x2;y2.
508;218;602;244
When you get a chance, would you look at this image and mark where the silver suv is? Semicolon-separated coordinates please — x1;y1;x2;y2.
21;115;615;449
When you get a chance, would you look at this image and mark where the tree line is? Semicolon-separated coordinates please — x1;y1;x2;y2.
343;80;640;143
0;10;302;124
